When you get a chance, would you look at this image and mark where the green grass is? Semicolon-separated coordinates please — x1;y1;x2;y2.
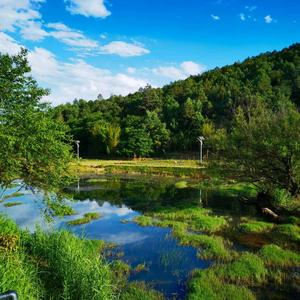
120;281;164;300
134;215;231;260
68;212;101;225
0;215;166;300
74;158;205;178
273;224;300;242
3;201;23;207
188;269;255;300
238;219;274;233
259;244;300;267
215;253;267;285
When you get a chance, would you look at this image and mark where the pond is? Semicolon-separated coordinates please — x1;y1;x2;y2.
0;175;289;299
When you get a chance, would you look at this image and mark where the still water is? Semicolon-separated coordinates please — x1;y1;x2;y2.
0;176;255;299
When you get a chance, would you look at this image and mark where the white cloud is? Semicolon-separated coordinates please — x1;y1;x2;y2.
100;41;150;57
264;15;273;24
47;22;99;48
211;14;220;21
0;33;148;105
20;21;48;41
153;61;206;80
239;13;246;21
0;0;43;32
127;67;136;74
27;47;147;105
0;32;22;55
181;61;205;75
65;0;111;18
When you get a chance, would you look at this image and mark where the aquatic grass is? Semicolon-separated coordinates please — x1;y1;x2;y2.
238;219;274;233
120;281;164;300
215;252;267;285
153;208;228;233
134;215;154;227
134;214;231;260
259;244;300;267
68;212;101;225
3;192;24;200
188;269;255;300
273;224;300;242
3;201;23;207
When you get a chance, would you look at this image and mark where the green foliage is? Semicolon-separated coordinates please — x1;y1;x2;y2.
229;100;300;196
53;44;300;158
68;212;101;225
0;50;73;191
46;199;76;217
259;244;300;267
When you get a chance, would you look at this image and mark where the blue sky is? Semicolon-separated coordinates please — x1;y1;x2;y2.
0;0;299;105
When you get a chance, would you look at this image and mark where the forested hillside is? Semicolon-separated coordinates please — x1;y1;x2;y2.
53;43;300;158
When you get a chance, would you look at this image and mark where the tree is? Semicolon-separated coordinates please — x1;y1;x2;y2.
102;124;121;154
229;100;300;198
0;50;73;192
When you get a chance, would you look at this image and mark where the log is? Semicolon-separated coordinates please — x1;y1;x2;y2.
262;207;279;220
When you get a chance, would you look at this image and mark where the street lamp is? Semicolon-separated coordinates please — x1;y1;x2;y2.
197;136;205;164
75;140;80;159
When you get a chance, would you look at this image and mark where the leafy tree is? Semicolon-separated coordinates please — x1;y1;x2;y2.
229;100;300;197
0;50;73;191
102;124;121;154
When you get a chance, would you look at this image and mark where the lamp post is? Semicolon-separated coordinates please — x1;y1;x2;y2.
75;140;80;159
197;136;205;164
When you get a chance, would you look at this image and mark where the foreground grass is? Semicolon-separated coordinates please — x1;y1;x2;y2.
0;215;164;300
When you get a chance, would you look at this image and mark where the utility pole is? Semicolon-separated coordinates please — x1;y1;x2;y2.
197;136;205;164
75;140;80;159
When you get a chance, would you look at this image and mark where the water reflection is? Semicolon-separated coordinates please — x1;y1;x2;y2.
0;176;255;299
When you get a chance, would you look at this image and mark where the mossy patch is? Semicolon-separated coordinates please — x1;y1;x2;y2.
68;212;101;225
259;244;300;267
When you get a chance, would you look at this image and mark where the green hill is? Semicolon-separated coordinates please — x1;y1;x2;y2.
53;43;300;157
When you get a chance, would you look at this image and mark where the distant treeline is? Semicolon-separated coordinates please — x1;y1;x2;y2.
52;44;300;158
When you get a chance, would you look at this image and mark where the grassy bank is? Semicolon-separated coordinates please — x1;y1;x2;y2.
72;158;207;178
0;215;164;300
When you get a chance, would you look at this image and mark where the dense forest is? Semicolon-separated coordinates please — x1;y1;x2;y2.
53;43;300;158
